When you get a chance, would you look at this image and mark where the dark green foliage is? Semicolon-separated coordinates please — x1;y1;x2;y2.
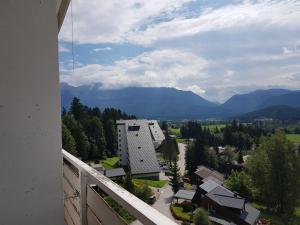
238;150;244;164
62;97;135;161
62;124;78;156
193;208;210;225
170;157;181;194
134;184;152;202
207;149;218;169
160;135;178;163
246;132;300;215
124;173;135;193
224;171;253;199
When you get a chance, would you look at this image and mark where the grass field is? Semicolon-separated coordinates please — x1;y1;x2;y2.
203;124;226;131
133;179;168;188
169;128;181;136
176;138;187;143
286;134;300;143
101;157;120;169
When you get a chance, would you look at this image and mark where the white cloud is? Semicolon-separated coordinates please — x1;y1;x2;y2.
59;0;300;102
59;0;300;45
59;44;70;53
131;0;300;45
59;0;194;44
61;49;208;91
93;47;112;52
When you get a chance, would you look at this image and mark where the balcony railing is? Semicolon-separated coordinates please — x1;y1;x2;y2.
62;149;176;225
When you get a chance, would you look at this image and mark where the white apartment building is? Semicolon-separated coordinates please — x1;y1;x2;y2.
117;120;165;179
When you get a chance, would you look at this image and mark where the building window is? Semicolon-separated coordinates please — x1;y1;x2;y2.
138;146;141;149
128;125;140;131
136;134;138;137
140;159;144;162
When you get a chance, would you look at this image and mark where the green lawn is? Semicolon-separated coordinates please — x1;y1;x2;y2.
203;124;226;132
170;204;193;222
169;128;181;136
101;157;120;169
251;202;300;225
286;134;300;143
176;138;187;143
133;179;168;188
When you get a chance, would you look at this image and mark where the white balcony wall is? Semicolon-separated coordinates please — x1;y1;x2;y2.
0;1;63;224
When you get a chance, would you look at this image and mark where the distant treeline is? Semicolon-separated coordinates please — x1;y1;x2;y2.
181;121;266;150
62;97;136;161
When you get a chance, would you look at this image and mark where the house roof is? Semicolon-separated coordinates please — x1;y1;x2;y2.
240;204;261;225
202;176;224;185
117;120;160;175
200;179;220;193
105;168;126;178
194;166;224;182
174;189;196;200
206;186;245;210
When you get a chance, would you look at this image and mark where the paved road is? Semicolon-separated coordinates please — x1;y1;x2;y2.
131;143;187;224
178;143;186;176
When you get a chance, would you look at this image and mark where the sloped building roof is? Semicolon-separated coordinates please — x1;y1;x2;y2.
200;179;220;193
119;120;160;175
105;168;126;178
148;120;165;143
206;186;245;210
195;166;224;182
174;189;196;200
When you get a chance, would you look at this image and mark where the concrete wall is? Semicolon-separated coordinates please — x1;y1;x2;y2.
0;1;64;224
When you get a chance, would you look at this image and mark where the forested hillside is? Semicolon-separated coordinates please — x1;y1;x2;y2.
62;97;136;161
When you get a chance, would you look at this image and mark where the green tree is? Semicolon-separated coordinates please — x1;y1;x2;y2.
185;138;208;177
160;136;178;164
207;149;218;169
135;184;152;202
193;208;210;225
62;124;78;156
104;119;117;156
85;117;106;159
123;173;135;193
224;171;253;199
170;157;181;194
246;132;300;215
238;150;244;164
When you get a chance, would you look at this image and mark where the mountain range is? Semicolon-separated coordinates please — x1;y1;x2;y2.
61;83;300;120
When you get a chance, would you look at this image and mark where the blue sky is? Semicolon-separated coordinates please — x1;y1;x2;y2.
59;0;300;103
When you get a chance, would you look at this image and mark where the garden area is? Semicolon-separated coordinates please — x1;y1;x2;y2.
170;202;194;222
133;179;167;188
100;156;120;169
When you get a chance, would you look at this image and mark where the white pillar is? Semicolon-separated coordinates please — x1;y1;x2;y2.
0;1;64;224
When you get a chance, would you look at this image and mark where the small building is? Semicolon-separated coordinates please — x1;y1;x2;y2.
105;168;126;181
173;189;196;204
196;182;260;225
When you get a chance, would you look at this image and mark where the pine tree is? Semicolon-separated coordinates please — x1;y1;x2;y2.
62;124;78;156
170;157;181;194
124;173;134;193
238;150;244;164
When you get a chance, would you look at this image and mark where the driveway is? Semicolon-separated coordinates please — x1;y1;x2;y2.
131;143;187;224
178;143;186;176
131;181;181;224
